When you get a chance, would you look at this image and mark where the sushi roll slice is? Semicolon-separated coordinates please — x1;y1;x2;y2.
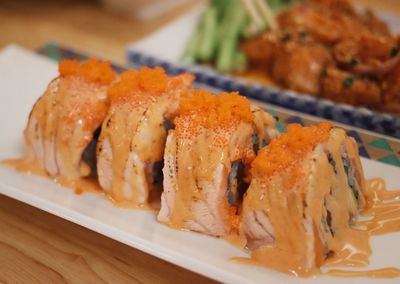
24;58;116;180
157;90;278;237
241;122;366;276
96;67;194;207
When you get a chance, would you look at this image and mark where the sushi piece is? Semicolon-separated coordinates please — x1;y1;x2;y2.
241;122;366;276
97;67;194;207
24;58;116;180
157;90;278;237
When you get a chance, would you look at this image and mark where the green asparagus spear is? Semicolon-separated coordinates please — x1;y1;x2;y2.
210;0;231;18
267;0;282;11
267;0;298;12
216;0;248;73
233;50;248;73
181;0;298;69
196;6;218;61
181;27;202;65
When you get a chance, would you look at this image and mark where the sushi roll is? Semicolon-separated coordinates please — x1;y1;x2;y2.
157;90;278;237
24;58;116;180
241;122;366;276
96;67;194;207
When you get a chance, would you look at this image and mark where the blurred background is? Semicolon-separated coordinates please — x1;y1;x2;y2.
0;0;397;65
0;0;200;63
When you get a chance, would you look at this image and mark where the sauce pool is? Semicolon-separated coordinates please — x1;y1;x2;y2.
3;160;400;278
1;158;158;210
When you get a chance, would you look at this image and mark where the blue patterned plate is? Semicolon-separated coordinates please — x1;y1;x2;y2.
127;50;400;139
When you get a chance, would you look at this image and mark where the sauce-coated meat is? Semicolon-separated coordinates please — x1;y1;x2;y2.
241;0;400;113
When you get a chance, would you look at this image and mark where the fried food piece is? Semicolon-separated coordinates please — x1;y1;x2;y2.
321;68;381;106
272;43;332;95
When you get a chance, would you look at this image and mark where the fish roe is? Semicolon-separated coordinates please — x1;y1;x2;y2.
108;67;189;104
176;90;254;130
251;122;332;182
59;58;116;85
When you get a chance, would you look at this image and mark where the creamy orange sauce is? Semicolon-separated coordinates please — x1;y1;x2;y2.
241;124;344;276
6;57;400;278
159;92;277;236
25;59;114;181
326;267;400;278
359;178;400;235
2;158;161;210
223;233;247;249
165;123;249;233
3;158;101;194
3;158;49;177
97;68;194;208
239;124;400;278
5;123;400;279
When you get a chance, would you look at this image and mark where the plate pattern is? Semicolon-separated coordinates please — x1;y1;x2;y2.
37;43;400;168
127;50;400;138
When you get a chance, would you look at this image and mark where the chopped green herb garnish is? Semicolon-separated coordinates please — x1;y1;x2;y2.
391;47;399;57
343;76;354;88
299;31;309;39
350;58;358;66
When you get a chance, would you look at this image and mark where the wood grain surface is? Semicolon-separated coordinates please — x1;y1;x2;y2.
0;0;201;64
0;0;399;283
0;195;214;284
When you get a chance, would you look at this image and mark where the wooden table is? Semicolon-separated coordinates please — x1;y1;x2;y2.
0;195;212;283
0;0;202;64
0;0;399;283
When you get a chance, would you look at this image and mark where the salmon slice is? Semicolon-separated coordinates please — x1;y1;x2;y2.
25;79;59;172
157;91;278;237
96;68;194;207
24;59;115;180
242;123;366;275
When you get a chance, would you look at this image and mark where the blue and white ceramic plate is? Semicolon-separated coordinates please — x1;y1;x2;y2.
126;4;400;138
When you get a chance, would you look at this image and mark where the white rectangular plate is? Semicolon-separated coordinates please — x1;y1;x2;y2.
1;45;400;283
